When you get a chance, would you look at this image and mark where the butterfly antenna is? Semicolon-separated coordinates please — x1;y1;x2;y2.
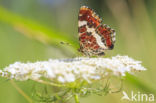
60;41;72;46
60;41;83;58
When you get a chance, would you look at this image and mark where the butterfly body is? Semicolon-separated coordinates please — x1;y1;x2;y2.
78;6;116;56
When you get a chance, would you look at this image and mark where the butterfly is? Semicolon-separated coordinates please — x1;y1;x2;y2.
78;6;116;56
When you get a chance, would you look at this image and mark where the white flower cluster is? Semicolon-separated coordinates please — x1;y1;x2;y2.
0;55;146;83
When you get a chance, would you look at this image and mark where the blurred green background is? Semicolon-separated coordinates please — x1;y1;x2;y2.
0;0;156;103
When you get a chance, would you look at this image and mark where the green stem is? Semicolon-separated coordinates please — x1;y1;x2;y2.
10;80;33;103
74;94;80;103
32;79;66;87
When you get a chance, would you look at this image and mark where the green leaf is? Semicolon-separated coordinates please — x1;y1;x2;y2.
0;6;79;51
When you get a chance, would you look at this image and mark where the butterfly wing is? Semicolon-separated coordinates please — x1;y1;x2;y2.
78;6;116;56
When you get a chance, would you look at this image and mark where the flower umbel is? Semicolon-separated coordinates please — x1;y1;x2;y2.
0;55;146;83
0;55;146;103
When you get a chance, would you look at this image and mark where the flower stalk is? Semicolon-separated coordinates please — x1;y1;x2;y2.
74;94;80;103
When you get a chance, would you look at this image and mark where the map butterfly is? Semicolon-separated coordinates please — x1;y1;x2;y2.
78;6;116;56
